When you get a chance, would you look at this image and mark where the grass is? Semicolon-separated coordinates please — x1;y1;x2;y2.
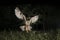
0;29;59;40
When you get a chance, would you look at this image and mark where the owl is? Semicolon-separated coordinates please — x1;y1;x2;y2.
15;7;39;32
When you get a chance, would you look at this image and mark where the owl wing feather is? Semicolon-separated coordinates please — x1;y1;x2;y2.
30;15;39;23
20;26;25;31
15;7;26;20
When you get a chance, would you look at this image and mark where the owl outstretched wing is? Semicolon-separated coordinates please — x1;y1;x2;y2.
15;7;26;20
30;15;39;23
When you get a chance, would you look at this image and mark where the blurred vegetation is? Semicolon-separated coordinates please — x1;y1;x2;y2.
0;30;58;40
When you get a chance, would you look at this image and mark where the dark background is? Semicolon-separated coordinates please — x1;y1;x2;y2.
0;2;60;32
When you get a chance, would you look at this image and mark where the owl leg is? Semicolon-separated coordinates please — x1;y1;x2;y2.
26;26;32;32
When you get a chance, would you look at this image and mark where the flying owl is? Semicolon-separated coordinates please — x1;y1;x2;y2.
15;7;39;32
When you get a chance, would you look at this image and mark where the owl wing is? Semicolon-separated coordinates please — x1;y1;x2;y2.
20;26;25;31
15;7;26;20
30;15;39;23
